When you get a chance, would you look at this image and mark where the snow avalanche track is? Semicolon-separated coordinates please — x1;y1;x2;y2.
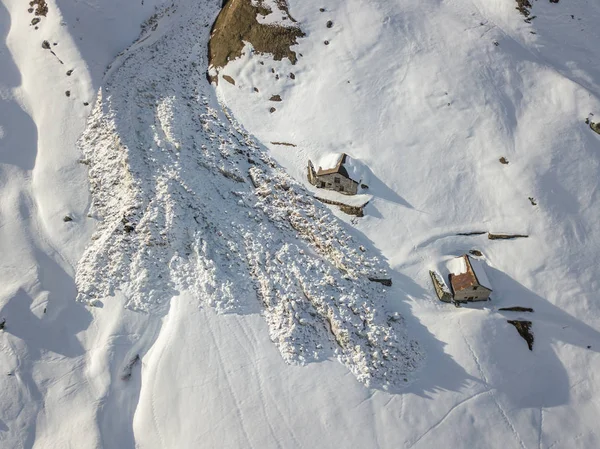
75;1;423;390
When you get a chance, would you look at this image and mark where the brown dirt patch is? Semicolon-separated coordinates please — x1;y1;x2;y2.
208;0;304;83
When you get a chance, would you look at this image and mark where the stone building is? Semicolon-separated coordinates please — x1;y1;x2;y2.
448;255;492;302
307;153;359;195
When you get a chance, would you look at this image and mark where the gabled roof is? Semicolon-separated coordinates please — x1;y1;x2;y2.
316;153;354;180
449;255;492;292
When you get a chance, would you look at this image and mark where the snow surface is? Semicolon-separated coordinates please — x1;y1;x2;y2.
2;0;600;447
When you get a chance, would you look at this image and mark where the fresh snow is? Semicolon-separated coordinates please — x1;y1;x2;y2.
1;0;600;447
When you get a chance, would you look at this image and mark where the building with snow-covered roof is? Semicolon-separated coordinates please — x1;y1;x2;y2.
448;255;492;302
307;153;360;195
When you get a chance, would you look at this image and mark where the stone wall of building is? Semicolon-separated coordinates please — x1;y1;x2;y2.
315;173;358;195
453;285;490;301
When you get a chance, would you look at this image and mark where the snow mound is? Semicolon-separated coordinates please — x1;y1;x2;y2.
74;5;423;389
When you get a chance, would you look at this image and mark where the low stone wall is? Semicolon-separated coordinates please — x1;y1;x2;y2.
429;270;452;302
315;196;368;217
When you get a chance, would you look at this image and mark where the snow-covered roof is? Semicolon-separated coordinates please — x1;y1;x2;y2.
315;153;363;183
468;256;492;290
448;255;492;291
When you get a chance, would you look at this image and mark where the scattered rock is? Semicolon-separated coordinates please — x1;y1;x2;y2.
83;102;89;106
469;249;483;257
515;0;532;16
269;107;276;113
326;20;333;28
253;87;259;92
269;94;282;101
41;40;51;49
524;15;537;23
31;17;41;26
499;156;509;164
66;69;73;76
456;231;486;236
360;183;369;189
270;141;296;147
507;320;534;350
222;75;235;85
528;196;537;206
29;0;48;16
500;306;534;312
324;40;330;45
121;354;140;381
289;72;295;79
319;7;325;12
0;318;5;331
65;90;71;97
63;215;73;222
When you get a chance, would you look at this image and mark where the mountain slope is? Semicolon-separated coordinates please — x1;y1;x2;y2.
1;0;600;448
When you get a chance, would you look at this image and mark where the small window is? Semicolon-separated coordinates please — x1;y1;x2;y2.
320;181;326;188
339;186;344;192
473;286;477;290
334;177;340;184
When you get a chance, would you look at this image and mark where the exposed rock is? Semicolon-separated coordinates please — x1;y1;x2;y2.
488;232;529;240
269;94;282;101
222;75;235;85
469;249;483;257
31;17;41;26
369;277;392;287
326;20;333;28
515;0;532;16
500;306;534;312
508;320;534;350
121;354;140;381
63;215;73;222
29;0;48;16
499;156;509;164
208;0;304;83
41;40;51;49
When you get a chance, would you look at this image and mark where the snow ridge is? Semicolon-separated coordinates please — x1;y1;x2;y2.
74;3;423;389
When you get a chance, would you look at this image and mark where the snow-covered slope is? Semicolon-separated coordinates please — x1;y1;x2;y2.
2;0;600;447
